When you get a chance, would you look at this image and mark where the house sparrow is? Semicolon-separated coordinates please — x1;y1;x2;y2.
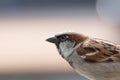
46;32;120;80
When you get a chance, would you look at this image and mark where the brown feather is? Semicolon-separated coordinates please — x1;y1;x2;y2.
64;33;88;47
77;39;120;62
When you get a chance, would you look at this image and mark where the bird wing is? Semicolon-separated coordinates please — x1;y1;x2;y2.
77;39;120;62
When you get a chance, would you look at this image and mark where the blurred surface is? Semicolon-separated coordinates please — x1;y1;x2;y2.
0;73;88;80
0;0;119;80
97;0;120;26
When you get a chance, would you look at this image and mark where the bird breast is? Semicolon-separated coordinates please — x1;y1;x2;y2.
68;51;120;80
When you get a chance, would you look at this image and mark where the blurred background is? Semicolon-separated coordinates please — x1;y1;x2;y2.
0;0;120;80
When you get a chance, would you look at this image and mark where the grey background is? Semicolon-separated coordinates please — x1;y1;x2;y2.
0;0;117;80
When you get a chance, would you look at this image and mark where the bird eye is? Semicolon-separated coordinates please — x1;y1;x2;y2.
59;36;67;41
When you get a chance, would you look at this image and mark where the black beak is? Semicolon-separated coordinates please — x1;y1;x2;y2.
46;37;58;43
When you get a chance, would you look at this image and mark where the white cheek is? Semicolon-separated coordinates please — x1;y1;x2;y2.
59;42;67;53
59;41;74;52
59;41;74;58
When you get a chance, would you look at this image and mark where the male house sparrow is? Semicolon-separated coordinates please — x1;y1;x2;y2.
46;32;120;80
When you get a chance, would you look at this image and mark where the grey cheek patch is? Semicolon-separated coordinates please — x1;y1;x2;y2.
65;40;75;48
67;40;75;48
72;42;75;48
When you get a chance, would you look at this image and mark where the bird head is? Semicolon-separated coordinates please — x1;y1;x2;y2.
46;32;88;58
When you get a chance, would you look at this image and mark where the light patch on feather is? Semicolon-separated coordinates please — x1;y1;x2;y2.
85;52;96;56
117;45;120;48
80;55;86;59
82;39;91;47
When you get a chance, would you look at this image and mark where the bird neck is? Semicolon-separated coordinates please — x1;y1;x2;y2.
60;41;84;60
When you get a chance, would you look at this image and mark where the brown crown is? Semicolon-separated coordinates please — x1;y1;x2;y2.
57;32;88;46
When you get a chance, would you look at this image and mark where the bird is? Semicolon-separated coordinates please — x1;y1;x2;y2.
46;32;120;80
